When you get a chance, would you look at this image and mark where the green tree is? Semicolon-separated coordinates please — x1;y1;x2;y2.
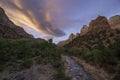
48;39;53;43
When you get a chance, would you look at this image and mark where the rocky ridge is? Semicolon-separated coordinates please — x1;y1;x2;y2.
88;16;110;32
57;33;76;46
58;15;120;46
80;25;89;36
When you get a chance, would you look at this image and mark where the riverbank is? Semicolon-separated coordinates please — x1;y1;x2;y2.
72;56;111;80
62;55;94;80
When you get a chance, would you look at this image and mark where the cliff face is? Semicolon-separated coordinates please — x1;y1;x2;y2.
80;25;89;36
76;33;80;37
0;24;21;39
109;15;120;29
57;40;68;46
68;33;75;42
88;16;110;32
57;33;76;46
0;7;33;39
13;26;33;38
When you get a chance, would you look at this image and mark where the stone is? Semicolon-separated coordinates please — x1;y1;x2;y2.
88;16;110;32
80;25;89;36
76;33;80;37
68;33;75;42
109;15;120;29
10;73;24;80
57;33;75;46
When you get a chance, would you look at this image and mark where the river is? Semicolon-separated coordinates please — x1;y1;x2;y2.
64;56;94;80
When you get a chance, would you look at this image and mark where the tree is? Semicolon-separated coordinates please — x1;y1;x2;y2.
48;39;53;43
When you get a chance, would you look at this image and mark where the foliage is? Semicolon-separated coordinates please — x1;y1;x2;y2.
48;38;53;43
0;39;71;79
81;48;92;59
0;39;57;65
56;64;71;80
91;49;104;63
20;59;33;69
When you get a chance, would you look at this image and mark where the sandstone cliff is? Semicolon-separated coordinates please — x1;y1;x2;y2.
80;25;89;36
68;33;75;42
59;15;120;46
109;15;120;29
57;33;76;46
76;33;80;37
65;15;120;49
88;16;110;32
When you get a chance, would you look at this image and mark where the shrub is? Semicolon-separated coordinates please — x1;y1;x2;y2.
20;59;33;69
0;39;72;79
0;65;4;72
56;66;71;80
91;49;104;63
81;48;93;59
110;32;114;37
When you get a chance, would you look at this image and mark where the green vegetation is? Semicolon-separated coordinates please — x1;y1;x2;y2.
0;39;58;63
81;48;116;66
0;39;70;80
20;59;33;69
56;64;71;80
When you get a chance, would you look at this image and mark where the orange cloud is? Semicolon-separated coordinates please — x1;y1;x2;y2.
13;0;23;9
0;0;65;38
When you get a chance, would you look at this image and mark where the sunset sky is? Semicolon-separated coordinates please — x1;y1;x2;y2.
0;0;120;43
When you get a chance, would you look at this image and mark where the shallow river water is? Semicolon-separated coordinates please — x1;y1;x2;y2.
64;56;94;80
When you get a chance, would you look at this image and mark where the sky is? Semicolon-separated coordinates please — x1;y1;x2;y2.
0;0;120;43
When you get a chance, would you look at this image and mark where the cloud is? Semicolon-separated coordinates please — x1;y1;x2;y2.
0;0;66;38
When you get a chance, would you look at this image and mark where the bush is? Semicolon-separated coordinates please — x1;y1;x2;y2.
0;39;72;79
91;49;104;63
81;47;117;66
81;48;93;59
56;66;71;80
0;65;4;72
20;59;33;69
0;39;60;69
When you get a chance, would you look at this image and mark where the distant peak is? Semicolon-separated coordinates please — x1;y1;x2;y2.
88;16;110;31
